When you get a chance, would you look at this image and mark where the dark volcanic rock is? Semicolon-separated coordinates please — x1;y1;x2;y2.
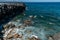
0;2;26;24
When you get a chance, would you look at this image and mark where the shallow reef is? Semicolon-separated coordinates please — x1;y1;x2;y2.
2;14;60;40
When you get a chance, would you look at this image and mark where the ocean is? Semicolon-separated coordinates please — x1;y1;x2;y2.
24;2;60;40
25;2;60;30
1;2;60;40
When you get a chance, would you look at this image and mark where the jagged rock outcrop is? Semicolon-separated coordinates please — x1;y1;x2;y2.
0;2;26;24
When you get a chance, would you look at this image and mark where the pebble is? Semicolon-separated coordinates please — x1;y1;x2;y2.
24;20;32;25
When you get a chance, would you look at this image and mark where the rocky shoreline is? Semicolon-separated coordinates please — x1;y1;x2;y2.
2;19;40;40
0;4;60;40
1;15;60;40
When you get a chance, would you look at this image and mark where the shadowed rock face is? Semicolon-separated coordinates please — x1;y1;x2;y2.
0;2;26;24
0;3;25;40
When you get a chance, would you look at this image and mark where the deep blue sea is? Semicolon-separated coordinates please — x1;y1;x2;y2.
25;2;60;28
1;2;60;40
25;2;60;16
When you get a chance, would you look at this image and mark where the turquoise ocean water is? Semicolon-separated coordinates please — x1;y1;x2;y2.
23;2;60;40
25;2;60;32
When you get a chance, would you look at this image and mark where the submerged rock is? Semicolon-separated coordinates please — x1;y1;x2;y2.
53;32;60;40
24;20;32;26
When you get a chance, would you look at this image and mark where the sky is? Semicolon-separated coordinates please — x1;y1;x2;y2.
0;0;60;2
